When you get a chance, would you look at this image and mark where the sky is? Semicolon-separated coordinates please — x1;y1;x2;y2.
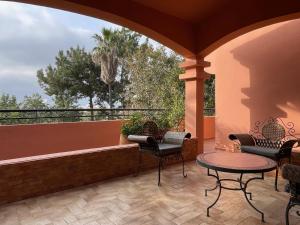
0;1;122;106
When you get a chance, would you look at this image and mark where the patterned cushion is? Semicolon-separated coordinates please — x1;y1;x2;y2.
241;145;280;159
158;143;182;155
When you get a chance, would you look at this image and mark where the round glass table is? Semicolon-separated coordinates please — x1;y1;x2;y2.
197;152;277;222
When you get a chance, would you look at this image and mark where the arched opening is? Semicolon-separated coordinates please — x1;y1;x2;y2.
14;0;196;57
0;1;190;159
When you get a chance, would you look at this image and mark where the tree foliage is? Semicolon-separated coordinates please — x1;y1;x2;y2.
37;46;105;110
21;93;48;109
0;28;215;128
204;75;215;109
125;43;184;129
92;28;141;108
0;93;19;109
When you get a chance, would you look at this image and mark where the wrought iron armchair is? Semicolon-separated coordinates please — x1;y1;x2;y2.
229;117;298;191
282;164;300;225
128;130;191;186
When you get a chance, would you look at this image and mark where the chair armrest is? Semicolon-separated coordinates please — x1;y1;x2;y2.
282;164;300;184
162;131;191;145
228;134;255;146
127;135;156;144
279;139;298;155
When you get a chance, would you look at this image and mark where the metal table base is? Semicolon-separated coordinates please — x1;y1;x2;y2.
205;169;265;222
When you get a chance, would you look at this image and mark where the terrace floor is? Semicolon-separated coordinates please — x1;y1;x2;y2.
1;140;300;225
1;160;300;225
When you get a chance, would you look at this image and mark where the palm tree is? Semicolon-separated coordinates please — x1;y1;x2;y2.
92;28;119;109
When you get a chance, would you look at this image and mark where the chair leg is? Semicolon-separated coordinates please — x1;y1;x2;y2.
135;151;142;177
158;157;162;186
275;166;279;192
180;153;187;178
286;200;292;225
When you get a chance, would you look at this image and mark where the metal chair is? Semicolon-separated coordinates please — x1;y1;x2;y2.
229;117;298;191
282;164;300;225
128;131;191;186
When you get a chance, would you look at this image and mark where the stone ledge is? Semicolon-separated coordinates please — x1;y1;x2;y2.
0;144;138;166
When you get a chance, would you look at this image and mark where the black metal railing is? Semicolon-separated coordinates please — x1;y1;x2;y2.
0;108;165;125
204;108;215;116
0;108;215;125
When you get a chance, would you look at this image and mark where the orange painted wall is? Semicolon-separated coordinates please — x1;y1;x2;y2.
205;19;300;150
204;116;215;140
0;117;215;160
0;120;121;160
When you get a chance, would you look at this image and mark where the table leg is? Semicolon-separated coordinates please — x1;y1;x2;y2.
205;169;222;217
241;173;265;222
205;169;219;196
239;173;252;200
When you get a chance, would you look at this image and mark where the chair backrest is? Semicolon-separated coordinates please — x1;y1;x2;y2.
261;120;285;142
162;131;191;146
142;121;159;137
250;117;297;145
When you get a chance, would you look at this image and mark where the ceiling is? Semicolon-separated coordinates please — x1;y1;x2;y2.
132;0;231;24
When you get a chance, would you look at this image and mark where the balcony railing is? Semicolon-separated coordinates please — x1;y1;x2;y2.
204;108;215;116
0;108;164;125
0;108;215;125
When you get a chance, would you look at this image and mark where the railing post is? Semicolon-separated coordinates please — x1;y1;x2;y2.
35;110;38;124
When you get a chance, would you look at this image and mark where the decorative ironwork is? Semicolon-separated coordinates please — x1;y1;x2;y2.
250;117;297;144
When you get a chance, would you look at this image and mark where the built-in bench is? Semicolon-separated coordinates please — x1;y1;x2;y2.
0;139;197;205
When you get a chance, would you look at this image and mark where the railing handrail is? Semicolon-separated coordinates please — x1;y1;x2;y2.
0;108;215;125
0;108;165;113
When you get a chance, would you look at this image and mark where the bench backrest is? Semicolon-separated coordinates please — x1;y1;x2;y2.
250;117;296;145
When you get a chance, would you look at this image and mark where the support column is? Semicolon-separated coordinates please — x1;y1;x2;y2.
180;56;210;153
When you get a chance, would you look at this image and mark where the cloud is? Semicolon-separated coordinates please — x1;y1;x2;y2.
0;2;96;69
0;1;110;101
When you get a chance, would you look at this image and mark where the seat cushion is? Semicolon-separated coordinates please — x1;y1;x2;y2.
241;145;280;159
158;143;182;155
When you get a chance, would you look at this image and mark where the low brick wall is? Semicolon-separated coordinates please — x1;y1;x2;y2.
0;138;197;205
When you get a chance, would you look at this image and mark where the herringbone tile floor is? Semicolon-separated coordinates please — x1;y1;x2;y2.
1;161;300;225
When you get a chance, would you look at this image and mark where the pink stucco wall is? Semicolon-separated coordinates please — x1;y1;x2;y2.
204;116;215;140
0;120;121;160
206;19;300;150
0;117;215;160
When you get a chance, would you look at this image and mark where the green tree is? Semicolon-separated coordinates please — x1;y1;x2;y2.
92;28;141;108
37;53;77;109
37;47;106;115
0;93;20;125
92;29;119;108
125;43;184;129
21;93;48;109
204;75;215;111
62;47;106;119
0;93;19;109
